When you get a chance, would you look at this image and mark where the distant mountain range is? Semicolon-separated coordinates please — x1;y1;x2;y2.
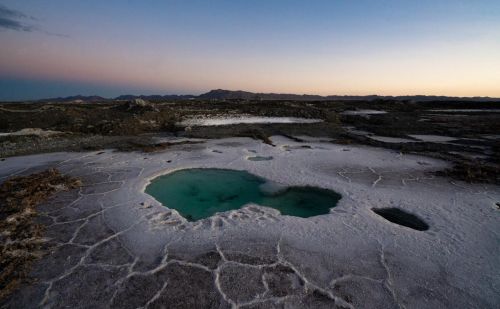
37;95;109;103
197;89;500;102
32;89;500;103
114;94;196;101
37;94;196;103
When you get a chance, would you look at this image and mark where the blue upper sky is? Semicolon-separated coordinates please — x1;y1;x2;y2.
1;0;499;100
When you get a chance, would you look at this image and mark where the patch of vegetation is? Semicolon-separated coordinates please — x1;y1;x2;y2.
0;101;182;136
115;140;204;153
436;162;500;185
0;169;81;301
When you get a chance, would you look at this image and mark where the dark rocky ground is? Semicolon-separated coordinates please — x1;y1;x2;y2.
1;99;499;184
0;169;81;301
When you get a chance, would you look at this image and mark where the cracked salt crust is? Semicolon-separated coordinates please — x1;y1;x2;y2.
1;137;499;308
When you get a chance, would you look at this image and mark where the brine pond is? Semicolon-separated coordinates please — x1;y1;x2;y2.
146;168;341;221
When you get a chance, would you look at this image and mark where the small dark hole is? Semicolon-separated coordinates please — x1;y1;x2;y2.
496;202;500;209
372;207;429;231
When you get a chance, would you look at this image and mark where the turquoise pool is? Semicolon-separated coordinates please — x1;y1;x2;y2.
146;168;341;221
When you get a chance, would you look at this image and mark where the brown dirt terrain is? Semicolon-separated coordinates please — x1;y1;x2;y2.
0;169;81;301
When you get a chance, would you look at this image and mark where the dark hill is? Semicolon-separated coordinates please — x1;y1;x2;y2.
26;89;500;103
198;89;500;102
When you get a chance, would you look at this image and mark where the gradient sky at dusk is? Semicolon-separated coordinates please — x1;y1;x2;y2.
1;0;499;100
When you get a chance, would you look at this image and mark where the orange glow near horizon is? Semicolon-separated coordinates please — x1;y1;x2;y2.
1;1;500;99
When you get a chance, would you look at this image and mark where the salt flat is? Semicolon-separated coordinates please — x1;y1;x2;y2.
341;110;387;116
408;135;458;143
428;109;500;113
179;116;323;126
1;136;499;308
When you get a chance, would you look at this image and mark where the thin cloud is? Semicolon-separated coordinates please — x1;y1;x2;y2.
0;4;36;20
0;4;36;32
0;16;35;31
0;4;67;37
43;30;70;38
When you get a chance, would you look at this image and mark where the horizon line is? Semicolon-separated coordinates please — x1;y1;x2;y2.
2;89;500;102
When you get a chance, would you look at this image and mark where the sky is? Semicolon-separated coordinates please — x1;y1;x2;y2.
1;0;500;100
